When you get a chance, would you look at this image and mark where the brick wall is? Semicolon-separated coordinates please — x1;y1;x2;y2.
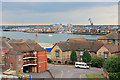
37;51;47;72
5;54;23;72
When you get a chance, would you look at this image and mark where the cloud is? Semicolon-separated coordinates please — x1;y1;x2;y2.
2;2;118;25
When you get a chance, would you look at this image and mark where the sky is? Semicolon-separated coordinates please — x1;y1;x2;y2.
1;1;119;25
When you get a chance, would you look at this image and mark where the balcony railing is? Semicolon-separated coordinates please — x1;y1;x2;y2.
23;54;36;58
23;60;37;65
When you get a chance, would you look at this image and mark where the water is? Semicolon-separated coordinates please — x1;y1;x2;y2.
1;31;102;43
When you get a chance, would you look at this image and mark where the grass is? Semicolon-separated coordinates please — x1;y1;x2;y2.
86;74;107;80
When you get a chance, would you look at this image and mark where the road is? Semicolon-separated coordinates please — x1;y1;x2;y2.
48;63;104;79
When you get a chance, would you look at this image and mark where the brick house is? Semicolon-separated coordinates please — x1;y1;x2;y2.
98;32;120;47
97;43;120;59
6;42;47;73
0;40;13;67
51;38;104;64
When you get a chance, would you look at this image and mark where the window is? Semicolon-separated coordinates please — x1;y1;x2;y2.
80;51;83;56
99;52;101;55
10;63;13;68
67;55;69;58
2;51;4;56
27;52;29;55
18;63;21;67
2;60;5;64
81;58;82;61
112;40;115;44
56;51;59;57
19;55;21;61
104;53;108;58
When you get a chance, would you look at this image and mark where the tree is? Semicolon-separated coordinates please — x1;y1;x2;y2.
70;50;77;64
103;56;120;73
82;50;91;63
91;56;104;68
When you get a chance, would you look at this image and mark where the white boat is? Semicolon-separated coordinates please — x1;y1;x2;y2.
48;34;53;37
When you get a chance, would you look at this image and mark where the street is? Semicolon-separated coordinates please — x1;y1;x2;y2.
48;63;104;79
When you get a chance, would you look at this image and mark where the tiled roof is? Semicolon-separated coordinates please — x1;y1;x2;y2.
8;39;23;43
6;51;22;55
9;42;32;52
26;42;46;51
0;40;13;50
104;43;119;53
98;32;120;40
24;39;35;43
56;40;103;52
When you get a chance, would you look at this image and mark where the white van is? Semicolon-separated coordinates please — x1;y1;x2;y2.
75;62;89;69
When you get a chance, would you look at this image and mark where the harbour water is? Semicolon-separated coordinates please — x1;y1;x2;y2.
1;31;102;43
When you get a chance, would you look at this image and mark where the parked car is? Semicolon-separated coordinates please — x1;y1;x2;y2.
75;62;89;69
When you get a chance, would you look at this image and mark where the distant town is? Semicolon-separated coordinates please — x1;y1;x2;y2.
1;24;119;35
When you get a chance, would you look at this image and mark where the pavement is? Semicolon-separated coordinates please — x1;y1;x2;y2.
29;71;52;78
47;63;104;79
27;63;104;79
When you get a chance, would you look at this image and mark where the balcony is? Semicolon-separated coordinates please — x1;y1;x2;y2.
23;60;37;67
23;53;37;59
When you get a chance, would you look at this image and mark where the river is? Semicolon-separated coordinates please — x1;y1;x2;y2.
1;31;102;43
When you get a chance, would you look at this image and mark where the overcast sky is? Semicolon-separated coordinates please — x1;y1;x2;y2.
1;2;118;25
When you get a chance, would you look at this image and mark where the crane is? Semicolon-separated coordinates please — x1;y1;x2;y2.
88;18;93;28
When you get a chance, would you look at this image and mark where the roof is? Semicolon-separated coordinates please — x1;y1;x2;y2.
24;39;35;43
67;37;87;42
98;32;120;40
9;42;32;52
104;43;119;53
8;39;23;43
26;42;46;51
55;40;103;52
6;51;22;55
0;40;13;50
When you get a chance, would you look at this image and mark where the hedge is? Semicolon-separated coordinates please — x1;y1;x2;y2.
108;72;120;80
91;56;104;68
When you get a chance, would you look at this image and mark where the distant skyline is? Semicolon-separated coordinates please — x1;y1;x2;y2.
1;2;118;25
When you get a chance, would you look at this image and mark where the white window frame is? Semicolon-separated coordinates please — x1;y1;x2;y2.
10;63;13;68
99;52;101;55
104;53;108;58
19;55;21;61
2;60;5;64
80;51;83;56
18;63;21;67
2;51;4;56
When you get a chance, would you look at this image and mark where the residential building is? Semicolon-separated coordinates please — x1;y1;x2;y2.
97;43;120;59
0;40;13;66
6;42;47;73
1;38;47;73
51;38;104;64
98;32;120;47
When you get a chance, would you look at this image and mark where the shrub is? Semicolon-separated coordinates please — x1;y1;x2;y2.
51;62;55;64
91;56;104;68
82;50;91;63
47;58;52;63
108;72;120;80
103;56;120;73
